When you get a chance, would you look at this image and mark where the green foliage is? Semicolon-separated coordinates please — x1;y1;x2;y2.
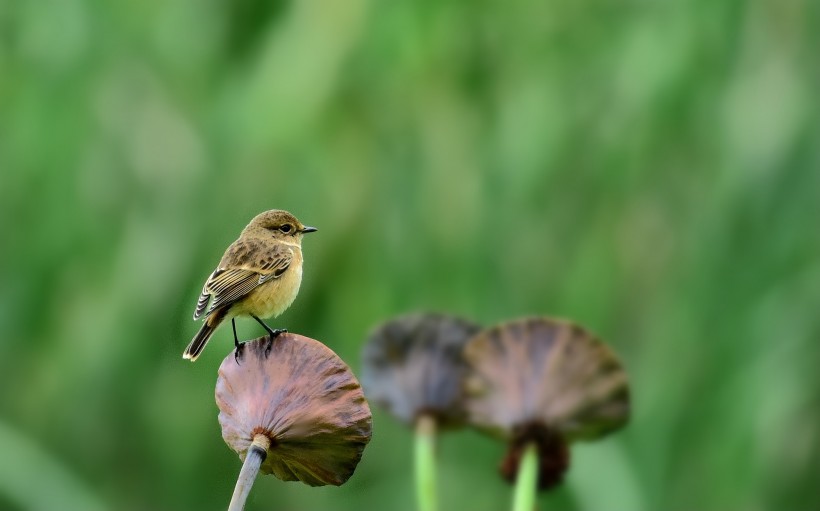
1;0;818;509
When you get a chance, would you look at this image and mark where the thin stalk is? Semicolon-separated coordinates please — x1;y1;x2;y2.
512;442;538;511
415;414;437;511
228;434;271;511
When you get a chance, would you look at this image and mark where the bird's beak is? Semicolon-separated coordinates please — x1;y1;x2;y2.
301;226;318;233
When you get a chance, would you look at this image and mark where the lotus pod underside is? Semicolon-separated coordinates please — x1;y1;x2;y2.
362;313;481;428
464;317;630;442
216;334;372;486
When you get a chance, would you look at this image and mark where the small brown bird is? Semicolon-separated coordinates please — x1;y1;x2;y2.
183;210;317;361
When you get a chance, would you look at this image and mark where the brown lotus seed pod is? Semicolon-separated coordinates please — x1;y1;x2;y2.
216;334;372;487
464;317;630;440
361;312;481;429
464;317;630;489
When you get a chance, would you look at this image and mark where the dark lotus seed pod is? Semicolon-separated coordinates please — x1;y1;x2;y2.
464;317;630;489
216;334;372;487
361;312;481;428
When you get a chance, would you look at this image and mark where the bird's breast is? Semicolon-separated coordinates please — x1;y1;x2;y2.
234;263;303;319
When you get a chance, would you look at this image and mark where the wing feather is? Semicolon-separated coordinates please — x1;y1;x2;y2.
192;244;293;319
193;269;219;320
205;269;262;314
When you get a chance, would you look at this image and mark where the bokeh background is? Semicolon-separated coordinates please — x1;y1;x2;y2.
1;0;819;509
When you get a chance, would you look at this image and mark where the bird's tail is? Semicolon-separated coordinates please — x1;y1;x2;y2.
183;311;226;362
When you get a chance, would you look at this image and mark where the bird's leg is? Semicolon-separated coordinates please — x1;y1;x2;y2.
232;318;244;364
251;314;287;352
232;318;240;348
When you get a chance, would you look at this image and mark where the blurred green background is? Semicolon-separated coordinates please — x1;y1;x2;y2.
1;0;819;509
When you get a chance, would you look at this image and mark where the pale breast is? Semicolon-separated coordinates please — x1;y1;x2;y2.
236;262;303;319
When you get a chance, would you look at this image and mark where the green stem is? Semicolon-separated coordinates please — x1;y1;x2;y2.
228;434;270;511
512;442;538;511
415;414;437;511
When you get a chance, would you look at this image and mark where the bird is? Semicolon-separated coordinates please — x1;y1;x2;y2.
183;209;317;362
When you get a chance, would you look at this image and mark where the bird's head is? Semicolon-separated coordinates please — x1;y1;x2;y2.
244;209;318;241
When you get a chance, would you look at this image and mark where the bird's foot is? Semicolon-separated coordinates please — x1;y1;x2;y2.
234;342;245;365
264;329;287;355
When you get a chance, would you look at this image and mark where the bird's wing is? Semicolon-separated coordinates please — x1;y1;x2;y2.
192;242;293;320
193;275;216;320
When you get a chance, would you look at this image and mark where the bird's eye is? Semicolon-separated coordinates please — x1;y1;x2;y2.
279;224;292;233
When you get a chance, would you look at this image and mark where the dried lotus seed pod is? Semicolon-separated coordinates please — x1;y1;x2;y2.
361;312;480;428
216;334;372;488
464;317;630;490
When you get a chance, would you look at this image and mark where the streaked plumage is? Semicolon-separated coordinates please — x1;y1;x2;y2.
184;210;316;362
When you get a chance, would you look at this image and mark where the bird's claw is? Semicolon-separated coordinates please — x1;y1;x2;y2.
234;342;245;365
264;329;287;355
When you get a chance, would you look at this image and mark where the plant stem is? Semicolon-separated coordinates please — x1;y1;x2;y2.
512;442;538;511
415;414;437;511
228;434;271;511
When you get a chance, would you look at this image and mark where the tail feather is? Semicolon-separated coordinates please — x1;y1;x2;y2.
184;312;226;361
